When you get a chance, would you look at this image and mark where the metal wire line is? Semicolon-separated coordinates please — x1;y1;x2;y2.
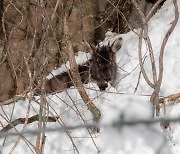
1;116;180;138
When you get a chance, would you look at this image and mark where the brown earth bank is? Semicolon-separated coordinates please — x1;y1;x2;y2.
0;0;164;102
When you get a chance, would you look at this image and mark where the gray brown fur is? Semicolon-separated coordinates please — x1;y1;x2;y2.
37;37;122;94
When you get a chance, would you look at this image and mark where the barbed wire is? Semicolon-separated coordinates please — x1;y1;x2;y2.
1;115;180;138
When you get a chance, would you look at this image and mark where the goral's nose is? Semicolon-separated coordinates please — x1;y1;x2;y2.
104;77;111;81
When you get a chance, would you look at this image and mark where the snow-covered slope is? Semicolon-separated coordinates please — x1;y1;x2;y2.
0;1;180;154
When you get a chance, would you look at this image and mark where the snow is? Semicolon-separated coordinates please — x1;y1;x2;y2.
46;51;92;80
1;1;180;154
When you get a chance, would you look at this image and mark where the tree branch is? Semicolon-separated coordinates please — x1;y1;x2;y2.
63;13;101;128
159;92;180;104
1;114;59;133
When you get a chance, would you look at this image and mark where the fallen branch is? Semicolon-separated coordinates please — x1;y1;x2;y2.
0;88;29;106
1;114;59;133
0;96;24;106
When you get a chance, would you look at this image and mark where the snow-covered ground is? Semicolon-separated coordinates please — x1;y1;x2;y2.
0;0;180;153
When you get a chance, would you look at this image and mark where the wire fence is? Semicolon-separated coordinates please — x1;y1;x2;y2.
1;115;180;138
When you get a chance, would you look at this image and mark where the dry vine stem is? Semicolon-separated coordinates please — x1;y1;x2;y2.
133;0;179;116
63;13;101;127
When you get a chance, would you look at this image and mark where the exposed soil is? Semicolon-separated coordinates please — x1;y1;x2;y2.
0;0;163;102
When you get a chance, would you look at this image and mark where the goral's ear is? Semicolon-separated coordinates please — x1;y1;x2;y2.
111;37;123;53
83;40;97;54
